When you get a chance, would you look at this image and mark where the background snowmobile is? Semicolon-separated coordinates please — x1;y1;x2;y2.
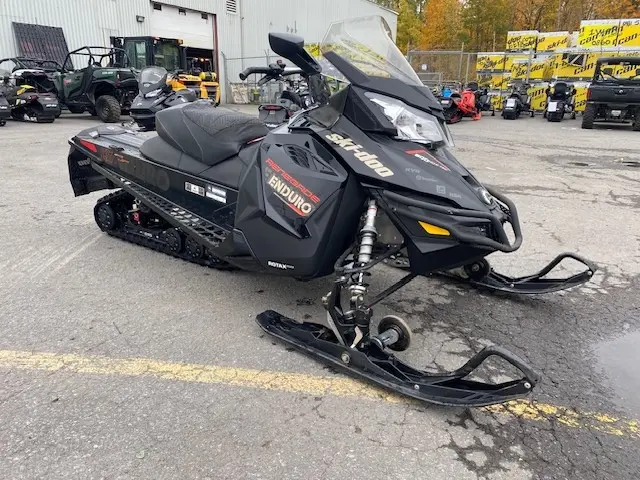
239;60;310;129
444;85;482;123
128;66;198;131
0;70;60;123
544;82;576;122
502;82;533;119
66;16;596;408
468;81;495;116
0;89;9;126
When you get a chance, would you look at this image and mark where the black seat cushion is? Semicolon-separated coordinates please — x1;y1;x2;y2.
155;101;268;167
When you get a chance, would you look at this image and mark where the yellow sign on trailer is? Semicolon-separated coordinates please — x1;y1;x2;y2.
617;20;640;48
506;31;539;52
578;20;621;48
536;32;571;52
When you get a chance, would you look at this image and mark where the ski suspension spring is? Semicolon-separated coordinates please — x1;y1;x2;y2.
350;200;378;298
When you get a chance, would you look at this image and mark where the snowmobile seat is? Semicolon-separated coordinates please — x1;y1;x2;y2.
140;134;260;190
155;101;268;167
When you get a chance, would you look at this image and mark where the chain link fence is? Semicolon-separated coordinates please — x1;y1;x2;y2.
407;50;478;88
222;52;290;104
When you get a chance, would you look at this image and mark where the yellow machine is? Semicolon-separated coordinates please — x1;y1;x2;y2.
168;70;220;105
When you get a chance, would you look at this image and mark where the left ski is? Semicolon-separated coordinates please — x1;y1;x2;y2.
256;310;540;408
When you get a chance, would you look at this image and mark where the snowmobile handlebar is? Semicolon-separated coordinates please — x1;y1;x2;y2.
382;187;523;254
239;66;305;82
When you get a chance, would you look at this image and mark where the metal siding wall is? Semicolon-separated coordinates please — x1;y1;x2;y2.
237;0;398;58
0;0;393;101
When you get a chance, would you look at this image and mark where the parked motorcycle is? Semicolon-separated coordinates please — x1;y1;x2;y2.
502;82;533;120
128;66;198;131
544;82;576;122
239;60;311;129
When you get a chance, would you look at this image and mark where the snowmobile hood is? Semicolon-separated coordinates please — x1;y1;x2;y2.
319;117;494;212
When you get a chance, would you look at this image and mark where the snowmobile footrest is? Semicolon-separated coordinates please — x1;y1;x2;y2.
256;310;541;407
465;252;597;294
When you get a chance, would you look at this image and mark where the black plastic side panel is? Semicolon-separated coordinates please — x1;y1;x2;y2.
235;132;365;278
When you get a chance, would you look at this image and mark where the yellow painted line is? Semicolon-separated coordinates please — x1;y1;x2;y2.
0;349;638;439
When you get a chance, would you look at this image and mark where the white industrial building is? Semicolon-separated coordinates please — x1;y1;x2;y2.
0;0;397;102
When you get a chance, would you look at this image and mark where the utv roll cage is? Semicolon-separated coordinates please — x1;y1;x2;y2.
61;46;133;72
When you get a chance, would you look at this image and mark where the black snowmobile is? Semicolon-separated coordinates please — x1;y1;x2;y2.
502;82;533;119
128;66;198;131
239;60;310;129
544;82;576;122
0;68;60;123
66;16;596;407
0;90;9;126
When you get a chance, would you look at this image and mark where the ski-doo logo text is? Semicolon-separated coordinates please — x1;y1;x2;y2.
325;133;394;177
265;158;320;217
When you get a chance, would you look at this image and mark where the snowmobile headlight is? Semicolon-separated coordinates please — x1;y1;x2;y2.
365;92;454;147
144;88;162;98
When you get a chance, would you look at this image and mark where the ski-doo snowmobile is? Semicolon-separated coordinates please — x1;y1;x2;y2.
0;69;60;123
66;16;596;407
0;77;10;126
128;66;198;131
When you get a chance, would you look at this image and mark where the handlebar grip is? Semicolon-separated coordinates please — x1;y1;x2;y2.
239;67;274;80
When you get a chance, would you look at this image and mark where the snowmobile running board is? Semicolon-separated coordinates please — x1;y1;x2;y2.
386;253;597;295
257;310;541;407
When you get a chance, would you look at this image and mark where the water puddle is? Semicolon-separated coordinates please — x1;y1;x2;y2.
595;330;640;417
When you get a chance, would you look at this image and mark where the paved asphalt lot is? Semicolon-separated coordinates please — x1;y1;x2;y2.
1;107;640;480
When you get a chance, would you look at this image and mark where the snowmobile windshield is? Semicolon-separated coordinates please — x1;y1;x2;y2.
139;66;168;95
319;16;422;87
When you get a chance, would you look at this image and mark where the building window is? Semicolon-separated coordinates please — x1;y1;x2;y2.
178;8;186;15
153;3;161;10
226;0;238;14
201;12;208;20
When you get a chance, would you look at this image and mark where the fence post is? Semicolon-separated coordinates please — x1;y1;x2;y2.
221;52;229;104
465;54;471;84
458;43;465;81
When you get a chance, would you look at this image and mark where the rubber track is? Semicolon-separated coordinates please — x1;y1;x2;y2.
95;190;235;271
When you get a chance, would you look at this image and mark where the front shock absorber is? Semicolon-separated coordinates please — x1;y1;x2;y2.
349;199;378;300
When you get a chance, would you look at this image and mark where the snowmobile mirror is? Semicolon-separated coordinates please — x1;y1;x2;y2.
268;32;321;76
602;67;613;76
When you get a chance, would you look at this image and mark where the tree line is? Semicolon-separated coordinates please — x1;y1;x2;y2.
373;0;640;53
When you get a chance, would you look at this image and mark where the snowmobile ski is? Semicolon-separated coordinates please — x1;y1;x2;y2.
257;309;540;407
386;252;596;295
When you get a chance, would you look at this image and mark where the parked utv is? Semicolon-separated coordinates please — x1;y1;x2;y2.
53;46;138;123
544;81;576;122
582;57;640;130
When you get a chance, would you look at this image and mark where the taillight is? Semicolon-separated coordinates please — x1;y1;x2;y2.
29;95;38;101
79;139;98;153
587;89;591;100
263;105;281;110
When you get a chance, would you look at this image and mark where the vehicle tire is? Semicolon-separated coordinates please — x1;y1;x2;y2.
543;110;547;118
571;111;576;120
95;95;121;123
582;104;595;129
